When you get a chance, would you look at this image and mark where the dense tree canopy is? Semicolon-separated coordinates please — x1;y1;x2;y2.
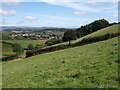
62;30;77;45
12;43;24;55
45;38;62;46
35;44;43;50
27;44;34;50
62;19;110;45
76;19;109;38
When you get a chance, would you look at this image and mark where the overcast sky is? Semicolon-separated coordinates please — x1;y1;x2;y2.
0;0;118;28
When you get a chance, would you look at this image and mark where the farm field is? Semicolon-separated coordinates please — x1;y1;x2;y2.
1;40;47;58
3;40;47;49
2;37;119;88
1;43;15;58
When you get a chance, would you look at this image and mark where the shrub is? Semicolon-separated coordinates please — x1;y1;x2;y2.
12;43;24;55
27;44;34;50
62;30;77;45
1;54;19;61
35;44;43;50
45;38;62;46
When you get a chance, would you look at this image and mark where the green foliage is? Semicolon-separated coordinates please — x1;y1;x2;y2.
76;19;109;38
35;44;43;50
1;33;13;40
45;38;62;46
62;30;77;45
1;42;15;58
84;24;119;38
2;54;19;61
12;43;24;55
14;36;23;40
27;44;34;50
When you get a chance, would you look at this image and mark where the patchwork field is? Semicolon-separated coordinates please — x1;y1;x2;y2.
1;40;47;58
3;40;46;49
1;43;15;58
2;37;119;88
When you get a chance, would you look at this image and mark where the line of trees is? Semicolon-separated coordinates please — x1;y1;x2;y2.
62;19;110;45
25;32;120;58
1;54;20;62
76;19;109;38
62;30;77;45
27;44;43;50
45;38;62;46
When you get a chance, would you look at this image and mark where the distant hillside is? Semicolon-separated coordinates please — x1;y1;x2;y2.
1;26;71;32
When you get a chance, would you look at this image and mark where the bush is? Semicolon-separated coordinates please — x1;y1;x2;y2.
75;32;120;46
1;54;19;61
45;38;62;46
12;43;24;55
35;44;43;50
62;30;77;45
27;44;34;50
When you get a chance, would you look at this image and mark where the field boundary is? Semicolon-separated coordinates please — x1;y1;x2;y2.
1;32;120;61
25;32;120;58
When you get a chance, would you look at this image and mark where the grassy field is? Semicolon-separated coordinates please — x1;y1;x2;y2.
2;37;119;88
3;40;46;49
1;40;47;58
1;43;15;58
84;24;118;38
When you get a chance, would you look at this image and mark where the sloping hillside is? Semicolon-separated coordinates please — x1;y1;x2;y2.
84;24;118;38
46;24;119;47
1;40;46;58
2;37;119;88
1;43;15;58
71;24;119;44
3;40;46;49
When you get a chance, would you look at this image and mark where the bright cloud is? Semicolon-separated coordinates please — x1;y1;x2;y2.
0;9;16;16
24;16;35;20
74;10;87;15
1;1;118;27
38;0;118;16
23;16;39;22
